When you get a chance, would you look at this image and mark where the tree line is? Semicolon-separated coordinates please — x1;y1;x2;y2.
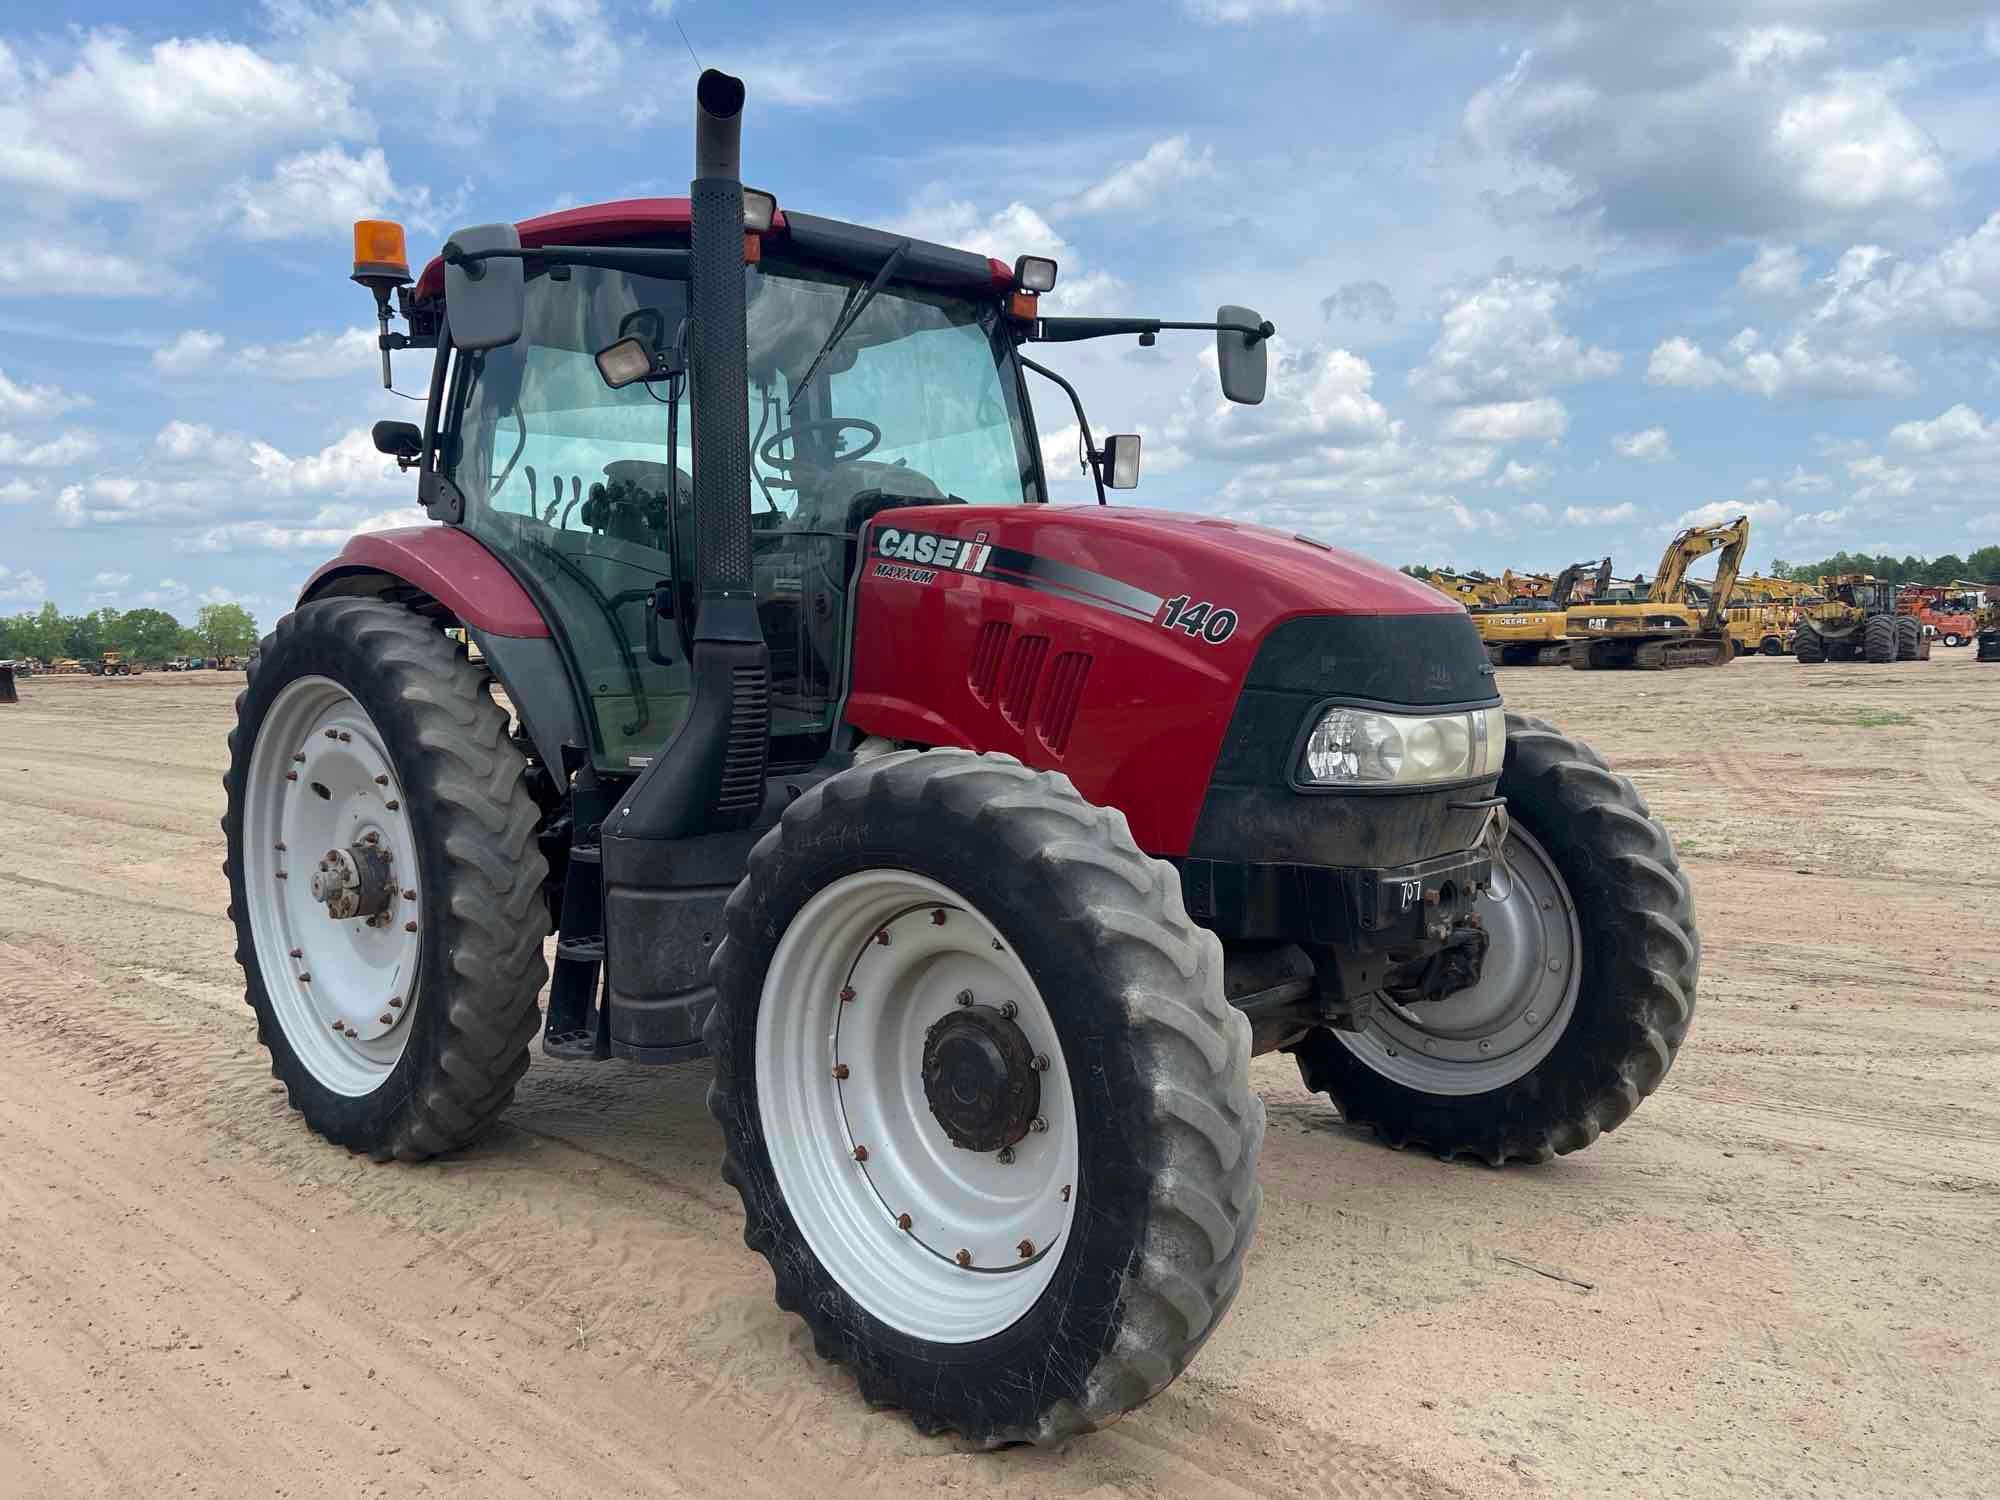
1;600;260;665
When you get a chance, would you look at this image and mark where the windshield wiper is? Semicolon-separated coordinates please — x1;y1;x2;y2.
788;239;911;413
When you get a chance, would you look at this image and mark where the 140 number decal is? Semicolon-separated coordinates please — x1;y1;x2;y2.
1159;594;1239;644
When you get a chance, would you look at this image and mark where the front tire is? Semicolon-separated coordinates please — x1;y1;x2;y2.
1895;616;1922;661
1794;621;1825;663
1864;614;1898;663
706;749;1262;1444
223;599;550;1160
1293;714;1697;1163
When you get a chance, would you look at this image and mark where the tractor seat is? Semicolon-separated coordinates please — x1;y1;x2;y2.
787;459;961;537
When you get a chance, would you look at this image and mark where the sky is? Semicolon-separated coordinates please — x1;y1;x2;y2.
4;0;2000;625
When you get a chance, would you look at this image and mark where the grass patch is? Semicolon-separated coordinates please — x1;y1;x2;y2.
1771;706;1914;728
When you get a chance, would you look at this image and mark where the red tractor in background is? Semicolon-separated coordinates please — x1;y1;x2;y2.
222;72;1696;1444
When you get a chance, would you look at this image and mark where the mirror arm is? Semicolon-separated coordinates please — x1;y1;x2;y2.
1031;316;1274;346
442;243;694;279
1020;355;1106;505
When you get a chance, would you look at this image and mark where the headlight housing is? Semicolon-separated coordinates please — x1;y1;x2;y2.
1300;705;1506;788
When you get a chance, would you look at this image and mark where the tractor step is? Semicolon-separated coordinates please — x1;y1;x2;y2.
542;1027;600;1061
556;935;606;962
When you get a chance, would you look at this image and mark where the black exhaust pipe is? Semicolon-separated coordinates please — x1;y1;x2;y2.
612;68;769;840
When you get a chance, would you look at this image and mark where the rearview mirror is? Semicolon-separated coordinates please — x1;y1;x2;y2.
443;222;525;352
1101;433;1141;490
372;420;422;461
1216;304;1268;405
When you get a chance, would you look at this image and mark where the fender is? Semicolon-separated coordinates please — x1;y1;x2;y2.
299;526;550;637
298;526;586;775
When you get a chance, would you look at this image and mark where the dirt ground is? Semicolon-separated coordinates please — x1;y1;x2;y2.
1;655;1996;1500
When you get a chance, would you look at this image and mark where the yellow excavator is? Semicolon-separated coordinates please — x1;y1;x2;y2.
1421;570;1512;608
1567;516;1749;670
1477;557;1612;666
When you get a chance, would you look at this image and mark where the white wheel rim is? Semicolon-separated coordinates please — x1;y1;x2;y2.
1336;825;1581;1096
755;870;1079;1343
243;676;423;1097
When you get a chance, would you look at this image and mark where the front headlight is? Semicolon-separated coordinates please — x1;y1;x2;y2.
1301;705;1506;788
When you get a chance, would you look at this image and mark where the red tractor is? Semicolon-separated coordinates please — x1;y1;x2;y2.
1898;585;1977;648
224;72;1696;1443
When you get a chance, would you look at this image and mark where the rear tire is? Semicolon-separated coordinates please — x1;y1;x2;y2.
1794;621;1825;663
1293;713;1697;1163
1864;615;1898;663
707;749;1262;1444
1895;616;1922;661
223;599;550;1161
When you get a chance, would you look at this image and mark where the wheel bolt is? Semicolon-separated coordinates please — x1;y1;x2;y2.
275;842;286;852
991;939;1003;952
831;1063;849;1080
954;1249;972;1268
1548;958;1561;972
284;771;298;782
378;1012;394;1025
402;889;417;901
1029;1116;1047;1134
1479;1040;1492;1052
1525;1011;1539;1025
293;753;305;764
404;921;418;933
324;730;338;739
897;1213;912;1232
385;800;400;811
852;1144;868;1162
344;1028;357;1039
326;849;340;862
331;1019;344;1031
364;832;379;846
388;996;403;1009
955;989;973;1007
1031;1054;1049;1071
288;948;302;959
338;732;351;743
930;908;947;925
996;1146;1015;1164
999;1001;1018;1020
298;972;311;983
374;774;389;786
1060;1184;1071;1202
1017;1239;1035;1259
873;928;891;947
274;871;288;880
839;986;855;1003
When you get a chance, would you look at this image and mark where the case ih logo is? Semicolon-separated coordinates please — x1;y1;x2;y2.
875;528;992;574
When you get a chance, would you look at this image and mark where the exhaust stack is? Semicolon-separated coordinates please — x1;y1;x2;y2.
612;68;770;840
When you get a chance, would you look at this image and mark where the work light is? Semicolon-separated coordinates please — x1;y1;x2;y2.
1014;255;1058;292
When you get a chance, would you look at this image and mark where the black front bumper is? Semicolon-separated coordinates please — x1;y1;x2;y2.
1178;842;1492;949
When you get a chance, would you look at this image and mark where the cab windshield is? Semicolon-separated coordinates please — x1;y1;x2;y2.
449;256;1037;771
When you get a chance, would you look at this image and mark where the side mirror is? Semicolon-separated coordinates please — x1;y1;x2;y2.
1216;304;1269;405
1100;433;1142;490
371;420;422;461
443;222;525;352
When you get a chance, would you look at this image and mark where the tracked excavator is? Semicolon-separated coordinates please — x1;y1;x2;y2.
1566;517;1748;670
1476;557;1611;666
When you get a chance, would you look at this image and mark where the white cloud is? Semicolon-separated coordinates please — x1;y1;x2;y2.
1169;340;1398;461
1787;506;1851;530
153;327;379;381
1408;264;1618;406
0;562;49;606
1781;465;1831;493
1461;23;1948;245
1518;501;1553;525
1840;404;2000;504
1888;403;1995;455
0;429;96;467
1646;330;1914;399
179;505;428;555
1495;459;1549;490
0;368;92;418
1739;245;1808;298
92;571;132;588
0;478;37;505
1611;426;1673;463
1809;213;2000;334
1672;500;1786;529
1184;0;1331;20
1321;280;1396;325
0;239;180;299
1562;502;1637;526
1072;136;1216;216
1442;397;1568;443
229;145;401;240
888;192;1122;314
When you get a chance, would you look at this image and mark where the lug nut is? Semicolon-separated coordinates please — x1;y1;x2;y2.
1060;1184;1073;1202
293;752;306;763
298;972;311;983
364;832;379;845
1525;1011;1538;1025
331;1019;344;1031
404;920;418;933
284;771;298;782
955;989;973;1007
930;908;947;925
1028;1116;1048;1134
274;842;286;852
839;986;855;1004
999;1001;1018;1020
852;1144;868;1163
1017;1239;1035;1260
388;996;403;1009
288;947;302;959
831;1063;849;1080
897;1213;912;1232
991;939;1003;951
275;871;288;880
385;800;400;811
873;928;891;947
1479;1040;1492;1052
402;889;417;901
996;1146;1015;1164
378;1012;394;1025
954;1249;972;1268
374;774;389;786
1031;1054;1049;1071
344;1028;357;1039
338;732;351;743
324;729;338;740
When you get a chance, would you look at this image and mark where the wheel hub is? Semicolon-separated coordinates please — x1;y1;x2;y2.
921;1004;1040;1153
309;841;397;922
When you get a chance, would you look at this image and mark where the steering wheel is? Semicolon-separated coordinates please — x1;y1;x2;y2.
759;417;881;471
